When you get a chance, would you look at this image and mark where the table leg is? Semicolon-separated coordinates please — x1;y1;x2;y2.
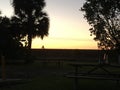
74;66;79;90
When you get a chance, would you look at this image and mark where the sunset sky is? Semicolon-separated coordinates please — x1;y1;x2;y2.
0;0;98;49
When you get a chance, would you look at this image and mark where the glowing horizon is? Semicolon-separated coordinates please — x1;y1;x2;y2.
0;0;98;49
31;0;98;49
31;36;98;49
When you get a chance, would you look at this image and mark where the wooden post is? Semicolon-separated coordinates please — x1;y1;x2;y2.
1;55;6;80
118;54;120;64
74;66;79;90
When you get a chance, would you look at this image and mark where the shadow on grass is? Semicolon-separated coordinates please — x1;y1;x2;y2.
0;62;120;90
0;75;120;90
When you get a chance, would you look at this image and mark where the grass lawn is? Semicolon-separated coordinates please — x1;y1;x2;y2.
0;62;120;90
1;75;120;90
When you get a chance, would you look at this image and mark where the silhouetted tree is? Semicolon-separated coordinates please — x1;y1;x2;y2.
12;0;49;50
0;15;11;55
81;0;120;50
0;13;25;60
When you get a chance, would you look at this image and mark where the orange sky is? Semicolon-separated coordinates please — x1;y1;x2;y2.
32;0;98;49
0;0;98;49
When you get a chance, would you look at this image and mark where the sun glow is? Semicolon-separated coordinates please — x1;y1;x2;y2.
31;13;98;49
32;36;97;49
1;0;98;49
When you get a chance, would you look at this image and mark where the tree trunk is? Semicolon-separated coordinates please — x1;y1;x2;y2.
25;34;33;64
25;14;34;63
28;34;32;50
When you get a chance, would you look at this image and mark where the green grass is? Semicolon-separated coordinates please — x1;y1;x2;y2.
0;75;73;90
1;76;120;90
0;62;120;90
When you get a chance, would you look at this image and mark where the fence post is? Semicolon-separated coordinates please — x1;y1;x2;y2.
74;66;79;90
1;55;6;80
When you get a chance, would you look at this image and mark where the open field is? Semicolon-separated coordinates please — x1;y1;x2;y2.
32;49;119;63
0;62;120;90
4;49;119;64
0;49;119;90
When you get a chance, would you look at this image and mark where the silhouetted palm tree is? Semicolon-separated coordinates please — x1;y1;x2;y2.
12;0;49;49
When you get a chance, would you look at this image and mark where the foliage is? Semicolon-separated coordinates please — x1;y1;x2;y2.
0;0;50;61
81;0;120;50
0;14;26;59
12;0;50;49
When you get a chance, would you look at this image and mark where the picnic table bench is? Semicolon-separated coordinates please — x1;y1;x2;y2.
64;63;120;90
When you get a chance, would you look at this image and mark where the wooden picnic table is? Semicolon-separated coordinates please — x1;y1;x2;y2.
65;63;120;90
70;63;120;74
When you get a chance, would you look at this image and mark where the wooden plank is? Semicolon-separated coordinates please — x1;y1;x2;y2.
69;63;120;67
65;74;120;80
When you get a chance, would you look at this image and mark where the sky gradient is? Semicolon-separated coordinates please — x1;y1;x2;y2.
0;0;98;49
